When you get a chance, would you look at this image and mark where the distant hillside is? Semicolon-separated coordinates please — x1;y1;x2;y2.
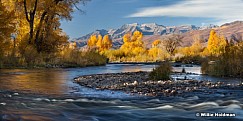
72;21;243;48
181;21;243;46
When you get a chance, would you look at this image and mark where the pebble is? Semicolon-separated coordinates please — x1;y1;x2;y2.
64;99;74;102
74;72;241;97
133;81;138;86
7;95;12;98
43;99;51;102
0;103;6;105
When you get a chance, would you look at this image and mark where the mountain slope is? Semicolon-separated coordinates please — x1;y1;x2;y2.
72;21;243;48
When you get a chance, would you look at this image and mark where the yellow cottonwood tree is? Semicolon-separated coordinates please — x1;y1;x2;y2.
87;35;98;47
0;1;15;57
183;39;203;56
123;33;131;43
96;34;103;50
148;48;161;60
206;29;227;56
207;30;219;55
149;39;162;60
102;35;112;50
152;39;161;48
132;31;143;42
15;0;88;53
218;35;227;54
88;34;112;52
120;31;145;57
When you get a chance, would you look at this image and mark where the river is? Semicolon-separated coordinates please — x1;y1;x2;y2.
0;64;242;121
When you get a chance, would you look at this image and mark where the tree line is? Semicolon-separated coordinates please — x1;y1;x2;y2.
87;31;186;62
87;29;243;78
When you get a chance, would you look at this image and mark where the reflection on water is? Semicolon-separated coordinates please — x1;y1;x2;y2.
0;69;69;95
0;64;155;95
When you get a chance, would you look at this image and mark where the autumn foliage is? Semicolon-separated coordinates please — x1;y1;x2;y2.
120;31;145;56
0;0;108;68
87;34;112;53
203;29;227;56
201;30;243;78
0;0;242;78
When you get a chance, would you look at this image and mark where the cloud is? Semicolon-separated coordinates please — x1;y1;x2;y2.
126;0;243;24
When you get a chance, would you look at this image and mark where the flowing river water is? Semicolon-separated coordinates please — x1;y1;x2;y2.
0;64;242;121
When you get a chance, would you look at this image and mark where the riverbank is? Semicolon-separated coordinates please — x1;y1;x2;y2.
108;62;161;65
0;63;106;69
74;71;243;97
0;50;107;69
108;62;199;67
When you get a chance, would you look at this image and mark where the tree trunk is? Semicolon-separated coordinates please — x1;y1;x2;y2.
24;0;38;44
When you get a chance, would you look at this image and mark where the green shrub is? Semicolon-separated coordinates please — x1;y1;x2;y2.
201;47;243;78
149;61;172;80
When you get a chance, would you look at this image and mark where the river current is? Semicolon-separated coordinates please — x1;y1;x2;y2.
0;64;242;121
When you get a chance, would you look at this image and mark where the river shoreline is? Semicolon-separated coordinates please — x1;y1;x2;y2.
74;71;243;97
0;63;107;69
0;62;196;69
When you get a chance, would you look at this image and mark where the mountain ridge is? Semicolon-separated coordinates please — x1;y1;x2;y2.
72;21;243;48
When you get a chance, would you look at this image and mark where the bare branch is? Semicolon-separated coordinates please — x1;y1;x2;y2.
73;3;85;14
23;0;30;22
73;0;91;14
33;0;38;15
162;34;183;55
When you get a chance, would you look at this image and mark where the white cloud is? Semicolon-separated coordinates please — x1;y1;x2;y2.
127;0;243;25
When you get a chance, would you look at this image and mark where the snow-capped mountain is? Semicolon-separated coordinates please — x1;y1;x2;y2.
72;22;243;48
72;23;208;47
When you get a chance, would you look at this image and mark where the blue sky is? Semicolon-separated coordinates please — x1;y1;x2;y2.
60;0;243;39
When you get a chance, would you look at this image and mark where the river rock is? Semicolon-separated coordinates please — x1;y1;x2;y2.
74;71;242;97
